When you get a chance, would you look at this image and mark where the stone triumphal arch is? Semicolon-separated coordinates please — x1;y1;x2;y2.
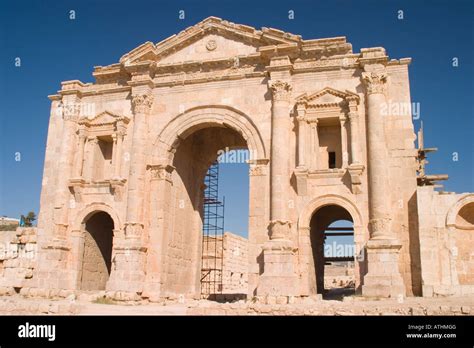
3;17;472;302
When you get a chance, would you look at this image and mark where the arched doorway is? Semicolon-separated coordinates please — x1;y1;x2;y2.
167;126;250;298
310;204;355;299
79;211;114;291
154;106;267;299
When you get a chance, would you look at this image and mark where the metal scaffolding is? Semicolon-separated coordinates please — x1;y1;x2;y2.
200;161;225;299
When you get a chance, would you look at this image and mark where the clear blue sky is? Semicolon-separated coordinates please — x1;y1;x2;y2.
1;0;473;238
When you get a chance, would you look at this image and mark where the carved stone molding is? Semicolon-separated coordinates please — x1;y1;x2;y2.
110;178;127;202
293;168;308;196
68;178;86;203
269;80;292;102
348;164;365;194
362;71;388;95
131;94;154;114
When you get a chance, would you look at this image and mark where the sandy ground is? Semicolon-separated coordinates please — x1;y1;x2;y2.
1;293;473;315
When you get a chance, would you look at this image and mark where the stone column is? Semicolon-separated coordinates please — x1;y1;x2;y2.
112;131;124;179
85;136;98;181
257;78;298;299
340;116;349;168
124;93;153;238
361;68;405;298
348;111;360;164
296;108;307;169
268;80;292;240
309;120;319;171
73;128;86;178
363;71;392;239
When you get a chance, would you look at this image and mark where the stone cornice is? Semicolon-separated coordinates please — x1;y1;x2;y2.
78;110;130;127
49;18;412;99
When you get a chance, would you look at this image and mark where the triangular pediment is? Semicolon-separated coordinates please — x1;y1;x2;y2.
79;111;130;127
120;17;301;65
296;87;359;108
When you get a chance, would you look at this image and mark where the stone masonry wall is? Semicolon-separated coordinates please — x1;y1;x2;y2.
0;228;37;290
222;232;248;295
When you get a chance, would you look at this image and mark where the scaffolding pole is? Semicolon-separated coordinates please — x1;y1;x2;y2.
200;161;225;299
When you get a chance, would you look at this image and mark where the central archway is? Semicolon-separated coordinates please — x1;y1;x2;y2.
153;106;268;299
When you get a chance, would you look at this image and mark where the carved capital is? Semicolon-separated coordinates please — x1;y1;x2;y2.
296;115;306;123
269;80;292;102
148;164;175;182
362;71;387;95
88;136;98;145
132;94;153;114
268;219;292;240
77;127;87;138
348;111;359;121
249;164;268;176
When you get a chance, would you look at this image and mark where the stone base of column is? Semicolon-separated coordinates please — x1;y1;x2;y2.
257;239;299;297
106;239;147;298
362;239;406;298
142;276;162;302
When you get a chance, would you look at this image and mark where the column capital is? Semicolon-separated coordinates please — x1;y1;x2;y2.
87;136;98;144
131;93;154;114
362;71;388;95
249;163;269;176
77;127;87;138
147;164;175;182
348;111;359;120
268;219;292;240
296;115;306;122
269;80;292;102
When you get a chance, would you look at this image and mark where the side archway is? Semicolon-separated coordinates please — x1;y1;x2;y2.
73;202;122;232
72;203;121;291
297;194;364;296
298;194;363;230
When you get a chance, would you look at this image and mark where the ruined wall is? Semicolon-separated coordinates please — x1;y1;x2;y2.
0;228;37;291
201;232;248;299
